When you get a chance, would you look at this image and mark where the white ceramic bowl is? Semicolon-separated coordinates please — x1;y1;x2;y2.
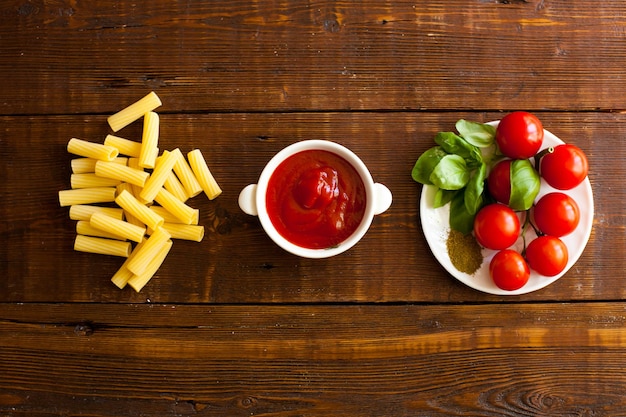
238;140;392;258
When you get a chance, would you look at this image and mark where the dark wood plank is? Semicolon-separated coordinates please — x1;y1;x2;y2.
2;302;626;416
2;0;626;114
1;111;622;303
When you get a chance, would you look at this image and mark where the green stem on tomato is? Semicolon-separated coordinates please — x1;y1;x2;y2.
520;207;544;257
533;146;554;172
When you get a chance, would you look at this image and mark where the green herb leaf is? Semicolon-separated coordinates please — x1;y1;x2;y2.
509;159;541;210
450;190;475;235
411;146;447;185
434;188;457;208
464;162;487;215
429;154;469;190
455;119;496;148
434;132;482;163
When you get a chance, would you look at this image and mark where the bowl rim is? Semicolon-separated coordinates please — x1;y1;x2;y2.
254;139;377;258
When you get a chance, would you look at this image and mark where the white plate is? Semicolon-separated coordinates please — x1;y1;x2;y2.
420;122;594;295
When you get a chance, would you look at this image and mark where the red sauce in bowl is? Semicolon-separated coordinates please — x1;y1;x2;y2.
266;149;367;249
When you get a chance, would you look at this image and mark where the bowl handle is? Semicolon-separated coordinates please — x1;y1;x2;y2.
373;183;392;215
238;184;258;216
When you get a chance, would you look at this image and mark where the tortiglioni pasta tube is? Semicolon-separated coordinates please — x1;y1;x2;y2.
161;223;204;242
139;111;159;169
71;157;127;174
126;227;171;276
68;138;119;161
74;235;132;257
149;205;199;225
140;148;181;203
173;152;203;198
69;205;124;221
164;171;189;202
127;239;173;292
188;149;222;200
107;91;162;132
95;160;150;187
59;187;117;207
111;239;147;289
154;187;198;225
104;134;142;157
77;220;125;240
90;212;146;243
115;189;164;231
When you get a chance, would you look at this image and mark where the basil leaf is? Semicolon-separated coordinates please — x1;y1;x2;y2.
434;188;457;208
450;190;475;235
464;162;487;215
456;119;496;148
434;132;482;163
509;159;541;210
411;146;447;185
429;154;469;190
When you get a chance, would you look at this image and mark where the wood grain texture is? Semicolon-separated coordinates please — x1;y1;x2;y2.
2;0;626;414
2;302;626;416
1;111;623;303
2;0;626;114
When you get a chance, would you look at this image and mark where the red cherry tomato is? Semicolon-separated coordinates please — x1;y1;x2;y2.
525;235;569;277
473;203;520;250
495;111;544;159
540;144;589;190
533;192;580;237
490;249;530;291
487;159;512;205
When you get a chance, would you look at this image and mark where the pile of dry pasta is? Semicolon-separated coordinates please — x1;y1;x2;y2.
58;92;221;292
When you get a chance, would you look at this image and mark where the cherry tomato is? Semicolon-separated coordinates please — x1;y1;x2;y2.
540;144;589;190
473;204;520;250
525;235;569;277
487;159;512;205
490;249;530;291
533;192;580;237
495;111;544;159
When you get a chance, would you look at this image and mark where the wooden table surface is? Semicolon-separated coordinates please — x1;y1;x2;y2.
2;1;626;415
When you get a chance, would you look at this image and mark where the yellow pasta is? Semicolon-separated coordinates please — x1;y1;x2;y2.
114;183;144;227
126;158;147;202
139;111;159;169
126;227;171;276
103;134;142;157
111;239;147;289
62;94;229;292
188;149;222;200
76;220;125;240
127;239;173;292
74;235;132;257
161;223;204;242
71;157;127;174
140;148;181;203
69;205;124;221
71;173;121;189
68;138;119;161
173;152;203;198
90;212;146;243
115;189;164;231
107;91;162;132
154;187;198;225
95;160;150;187
115;182;133;197
148;205;198;225
164;171;189;202
59;187;117;207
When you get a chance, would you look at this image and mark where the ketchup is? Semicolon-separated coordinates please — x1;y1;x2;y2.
266;150;366;249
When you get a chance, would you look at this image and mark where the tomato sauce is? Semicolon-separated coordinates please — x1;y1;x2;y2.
266;149;367;249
